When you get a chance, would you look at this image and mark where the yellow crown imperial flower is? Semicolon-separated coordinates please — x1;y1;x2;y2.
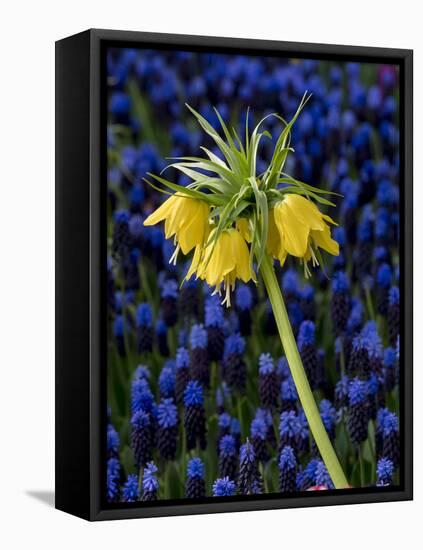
140;99;350;488
269;194;339;277
187;228;255;307
235;218;252;243
144;194;210;263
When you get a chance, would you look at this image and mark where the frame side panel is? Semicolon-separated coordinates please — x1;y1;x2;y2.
403;50;413;499
55;31;91;520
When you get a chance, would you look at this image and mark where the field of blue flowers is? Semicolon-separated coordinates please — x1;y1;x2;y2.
106;47;400;502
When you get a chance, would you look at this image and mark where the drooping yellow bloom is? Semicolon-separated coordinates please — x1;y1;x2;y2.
144;194;210;262
267;209;287;266
236;218;252;243
187;228;255;306
270;194;339;277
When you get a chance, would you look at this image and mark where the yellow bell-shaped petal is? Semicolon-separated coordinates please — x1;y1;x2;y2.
273;200;310;257
236;218;252;243
267;209;287;266
175;200;210;254
283;194;325;231
310;224;339;256
269;195;339;269
144;194;210;254
144;194;177;228
187;228;255;306
231;229;254;282
185;244;203;281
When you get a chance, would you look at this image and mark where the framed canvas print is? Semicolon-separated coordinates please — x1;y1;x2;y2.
55;29;413;521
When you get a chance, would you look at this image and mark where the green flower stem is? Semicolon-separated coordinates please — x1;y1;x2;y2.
259;253;349;489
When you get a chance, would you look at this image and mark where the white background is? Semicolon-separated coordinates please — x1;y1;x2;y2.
0;1;421;548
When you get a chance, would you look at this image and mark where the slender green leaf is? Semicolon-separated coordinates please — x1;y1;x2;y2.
165;157;240;189
185;103;245;179
279;186;336;207
279;173;342;197
144;173;221;205
248;176;269;267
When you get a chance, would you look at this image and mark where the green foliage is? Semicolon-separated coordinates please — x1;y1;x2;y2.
143;94;338;270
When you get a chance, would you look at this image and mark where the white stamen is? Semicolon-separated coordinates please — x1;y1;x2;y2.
221;277;231;307
169;243;180;266
309;246;320;267
212;285;222;297
303;260;311;279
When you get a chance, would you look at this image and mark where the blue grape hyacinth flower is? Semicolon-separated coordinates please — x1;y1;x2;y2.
235;283;253;310
218;434;238;480
131;376;154;415
184;381;206;450
347;377;369;446
250;416;268;462
235;284;253;336
298;458;320;491
156;318;169;357
279;410;299;450
331;271;351;337
190;323;210;387
141;462;159;501
376;263;392;315
315;461;334;489
224;333;246;357
383;346;398;391
297;320;316;349
107;423;120;458
218;412;232;435
186;457;206;498
134;364;150;381
319;399;336;440
175;346;190;404
157;397;178;428
277;356;290;380
136;303;153;353
184;380;204;405
136;302;153;327
205;296;225;361
347;297;364;336
107;457;121;502
223;333;247;392
158;366;175;399
297;320;319;390
212;476;236;497
350;321;383;377
376;457;394;486
187;457;205;479
259;353;278;409
380;411;400;467
131;408;153;467
281;375;298;411
190;323;208;349
335;374;350;410
205;295;225;328
122;474;139;502
300;283;316;320
388;285;399;346
238;439;262;495
296;409;310;454
361;321;383;361
157;396;176;460
161;279;179;327
282;268;301;300
279;445;297;492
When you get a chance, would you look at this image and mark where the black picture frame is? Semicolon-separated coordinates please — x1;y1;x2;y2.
55;28;413;521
